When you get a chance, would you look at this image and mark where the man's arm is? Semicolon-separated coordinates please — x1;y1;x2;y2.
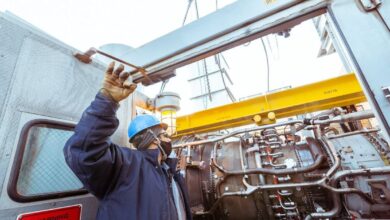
64;93;123;198
63;62;137;198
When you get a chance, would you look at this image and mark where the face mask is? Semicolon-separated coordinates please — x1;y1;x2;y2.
160;140;172;157
146;129;172;160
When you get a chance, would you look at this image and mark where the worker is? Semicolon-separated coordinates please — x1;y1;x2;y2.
63;61;192;220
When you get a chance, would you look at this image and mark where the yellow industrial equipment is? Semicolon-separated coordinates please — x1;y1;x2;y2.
176;73;365;136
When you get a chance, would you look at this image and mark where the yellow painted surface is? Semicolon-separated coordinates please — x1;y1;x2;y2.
176;73;366;136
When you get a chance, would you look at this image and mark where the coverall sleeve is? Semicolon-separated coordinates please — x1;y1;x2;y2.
63;93;131;199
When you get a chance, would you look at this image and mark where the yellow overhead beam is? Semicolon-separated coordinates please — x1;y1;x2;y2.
176;73;366;136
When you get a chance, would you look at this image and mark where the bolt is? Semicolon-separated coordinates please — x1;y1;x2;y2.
253;115;262;123
268;112;276;120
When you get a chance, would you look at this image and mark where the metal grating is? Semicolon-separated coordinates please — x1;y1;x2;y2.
0;18;29;125
13;37;91;120
17;126;83;196
0;12;131;197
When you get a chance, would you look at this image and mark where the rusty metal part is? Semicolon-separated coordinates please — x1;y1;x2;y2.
74;47;153;83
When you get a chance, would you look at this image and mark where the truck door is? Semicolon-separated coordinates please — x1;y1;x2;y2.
0;12;132;220
328;0;390;142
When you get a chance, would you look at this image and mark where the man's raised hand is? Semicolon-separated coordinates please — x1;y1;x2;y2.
101;61;137;102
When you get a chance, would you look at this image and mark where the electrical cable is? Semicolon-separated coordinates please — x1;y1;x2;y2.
265;36;273;57
215;54;236;102
261;38;270;92
274;34;280;59
159;79;169;94
182;0;194;26
194;0;200;19
220;53;230;70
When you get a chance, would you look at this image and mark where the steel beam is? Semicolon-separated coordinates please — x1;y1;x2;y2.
175;73;366;136
118;0;328;85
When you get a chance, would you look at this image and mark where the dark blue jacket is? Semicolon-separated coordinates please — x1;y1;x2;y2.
63;93;192;220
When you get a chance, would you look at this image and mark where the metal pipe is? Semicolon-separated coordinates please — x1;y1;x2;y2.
200;171;372;216
285;108;345;135
197;136;340;216
238;139;246;171
303;138;342;219
173;120;303;148
278;199;297;211
320;138;340;178
191;119;387;217
305;153;390;219
212;154;326;176
198;143;387;217
320;184;376;204
327;128;380;139
311;110;374;125
277;190;293;196
211;135;327;176
133;91;154;111
212;142;224;196
330;166;390;186
254;152;266;184
177;109;372;150
304;192;340;220
185;145;192;165
258;179;324;190
74;47;153;84
254;144;275;219
262;152;284;158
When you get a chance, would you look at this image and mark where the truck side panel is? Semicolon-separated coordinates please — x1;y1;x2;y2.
0;12;132;219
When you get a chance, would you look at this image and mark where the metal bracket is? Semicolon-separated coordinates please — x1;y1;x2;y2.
74;47;154;84
383;86;390;102
359;0;382;12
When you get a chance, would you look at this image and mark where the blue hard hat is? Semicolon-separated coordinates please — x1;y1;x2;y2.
128;114;168;142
